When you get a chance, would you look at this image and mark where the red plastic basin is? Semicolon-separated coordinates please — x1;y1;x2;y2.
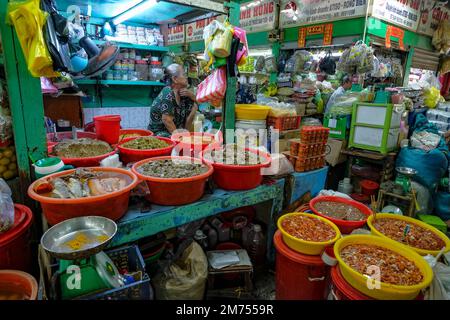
0;204;33;272
48;143;117;167
171;132;223;158
131;156;214;206
117;136;176;164
274;230;330;300
200;148;271;191
119;129;154;141
0;270;38;300
27;167;139;225
309;196;373;234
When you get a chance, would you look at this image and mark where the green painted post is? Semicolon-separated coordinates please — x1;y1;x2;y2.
270;41;280;83
0;1;47;192
223;1;240;143
403;48;414;87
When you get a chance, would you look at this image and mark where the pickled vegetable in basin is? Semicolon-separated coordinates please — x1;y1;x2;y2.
119;129;153;141
131;156;213;206
334;235;433;300
172;132;223;157
117;136;176;164
200;146;271;191
277;212;341;255
367;213;450;256
28;167;139;225
310;196;373;234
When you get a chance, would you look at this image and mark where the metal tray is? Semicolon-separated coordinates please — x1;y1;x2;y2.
41;216;117;260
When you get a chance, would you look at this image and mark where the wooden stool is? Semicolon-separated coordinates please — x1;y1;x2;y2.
207;250;253;293
377;189;416;217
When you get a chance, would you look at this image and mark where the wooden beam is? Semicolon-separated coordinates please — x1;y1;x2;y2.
162;0;228;14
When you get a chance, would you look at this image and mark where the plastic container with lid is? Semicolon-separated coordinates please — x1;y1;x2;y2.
150;61;164;81
338;178;353;195
274;230;330;300
135;60;149;81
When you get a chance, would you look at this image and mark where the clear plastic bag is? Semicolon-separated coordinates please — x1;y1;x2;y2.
264;55;278;73
0;178;15;233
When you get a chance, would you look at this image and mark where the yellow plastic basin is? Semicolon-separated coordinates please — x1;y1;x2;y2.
334;234;433;300
277;212;341;255
367;213;450;257
235;104;271;120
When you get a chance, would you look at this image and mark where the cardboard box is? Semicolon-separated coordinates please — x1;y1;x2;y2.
325;139;348;167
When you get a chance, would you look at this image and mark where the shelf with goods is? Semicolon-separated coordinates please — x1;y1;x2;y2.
91;40;169;53
75;79;165;86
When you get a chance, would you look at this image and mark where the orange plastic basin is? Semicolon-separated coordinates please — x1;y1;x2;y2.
119;129;154;141
131;156;213;206
0;270;38;300
171;132;223;158
117;136;176;164
48;143;117;168
27;167;139;225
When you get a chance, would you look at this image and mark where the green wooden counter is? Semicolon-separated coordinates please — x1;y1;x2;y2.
112;179;285;257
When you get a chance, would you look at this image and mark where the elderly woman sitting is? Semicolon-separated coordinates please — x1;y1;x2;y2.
148;63;198;137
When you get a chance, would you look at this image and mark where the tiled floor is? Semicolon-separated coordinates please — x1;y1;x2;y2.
83;107;151;129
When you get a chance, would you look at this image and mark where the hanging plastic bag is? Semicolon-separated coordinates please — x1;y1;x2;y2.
7;0;59;77
233;26;248;66
153;240;208;300
40;77;58;94
209;21;233;59
424;87;445;108
0;179;15;233
196;67;227;103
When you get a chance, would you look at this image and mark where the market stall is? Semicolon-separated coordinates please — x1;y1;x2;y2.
1;0;450;303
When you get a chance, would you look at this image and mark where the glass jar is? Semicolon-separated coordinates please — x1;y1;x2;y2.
150;61;164;81
113;70;121;80
121;71;129;81
129;49;136;60
113;60;122;70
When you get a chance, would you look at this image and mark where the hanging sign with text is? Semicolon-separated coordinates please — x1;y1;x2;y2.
167;25;185;45
280;0;367;29
186;15;225;42
240;0;276;33
298;24;334;48
385;25;405;50
371;0;420;31
416;0;450;36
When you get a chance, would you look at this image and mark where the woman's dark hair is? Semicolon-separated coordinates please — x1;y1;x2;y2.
163;63;183;85
341;75;352;85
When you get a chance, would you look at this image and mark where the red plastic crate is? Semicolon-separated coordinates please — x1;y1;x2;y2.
267;116;301;131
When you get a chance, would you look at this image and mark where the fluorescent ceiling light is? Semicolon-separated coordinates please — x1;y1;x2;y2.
112;0;157;25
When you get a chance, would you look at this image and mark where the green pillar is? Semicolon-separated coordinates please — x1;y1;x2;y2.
270;41;280;83
0;1;47;194
403;48;414;87
223;1;240;143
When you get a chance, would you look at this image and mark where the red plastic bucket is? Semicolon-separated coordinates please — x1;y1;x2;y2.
0;205;33;272
330;266;373;300
360;179;380;196
274;230;329;300
94;115;121;145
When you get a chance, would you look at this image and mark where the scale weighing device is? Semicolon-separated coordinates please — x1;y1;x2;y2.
41;216;131;299
395;167;418;194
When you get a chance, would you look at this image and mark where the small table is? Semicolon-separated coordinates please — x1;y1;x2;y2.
341;148;397;184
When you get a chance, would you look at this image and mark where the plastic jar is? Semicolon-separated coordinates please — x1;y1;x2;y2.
150;61;164;81
128;59;135;71
113;60;122;70
121;71;129;81
106;70;114;80
338;178;353;195
129;49;136;60
122;49;129;59
113;70;121;80
135;60;149;80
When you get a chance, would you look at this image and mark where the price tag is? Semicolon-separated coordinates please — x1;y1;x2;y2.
328;119;337;128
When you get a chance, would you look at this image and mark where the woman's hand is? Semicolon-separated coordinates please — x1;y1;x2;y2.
180;89;196;102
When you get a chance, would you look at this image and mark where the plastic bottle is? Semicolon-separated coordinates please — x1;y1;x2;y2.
202;223;218;249
194;230;208;250
246;224;266;266
338;178;353;195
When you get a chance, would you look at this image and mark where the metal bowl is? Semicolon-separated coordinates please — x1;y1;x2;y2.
41;216;117;260
396;167;418;176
